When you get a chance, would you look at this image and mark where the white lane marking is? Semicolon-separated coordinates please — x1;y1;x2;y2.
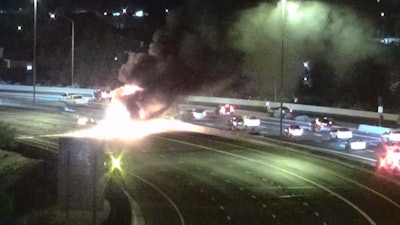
160;137;377;225
128;173;186;225
336;175;400;209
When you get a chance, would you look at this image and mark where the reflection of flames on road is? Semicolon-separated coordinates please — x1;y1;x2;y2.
69;118;204;140
67;83;204;140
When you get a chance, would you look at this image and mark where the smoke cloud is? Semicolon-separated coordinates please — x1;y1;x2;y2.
116;7;240;119
228;1;382;97
115;0;382;118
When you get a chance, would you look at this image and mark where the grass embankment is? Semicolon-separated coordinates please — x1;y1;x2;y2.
0;121;44;225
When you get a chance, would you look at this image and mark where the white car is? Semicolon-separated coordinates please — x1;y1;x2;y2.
284;125;303;137
59;93;90;105
228;116;261;133
192;108;207;120
345;138;367;151
77;117;97;126
382;129;400;143
330;127;353;140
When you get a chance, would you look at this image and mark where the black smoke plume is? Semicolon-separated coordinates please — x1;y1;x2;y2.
116;8;240;119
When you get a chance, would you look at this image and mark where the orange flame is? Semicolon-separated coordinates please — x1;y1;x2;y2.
66;83;204;140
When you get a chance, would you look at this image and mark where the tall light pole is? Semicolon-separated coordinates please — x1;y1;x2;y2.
33;0;37;103
67;18;75;87
50;13;74;87
279;0;287;137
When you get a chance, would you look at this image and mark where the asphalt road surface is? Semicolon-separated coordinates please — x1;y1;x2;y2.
113;132;400;225
2;94;400;225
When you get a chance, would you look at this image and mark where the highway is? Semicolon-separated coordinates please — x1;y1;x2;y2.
0;91;389;166
115;132;400;225
1;92;400;224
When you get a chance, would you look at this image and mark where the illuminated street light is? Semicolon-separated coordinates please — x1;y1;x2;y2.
111;155;122;171
49;13;75;87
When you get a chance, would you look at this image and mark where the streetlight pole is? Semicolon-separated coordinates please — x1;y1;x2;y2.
33;0;37;103
69;19;74;87
279;0;286;136
63;17;75;87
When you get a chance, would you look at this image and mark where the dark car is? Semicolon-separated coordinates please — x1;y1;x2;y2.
268;106;293;119
216;104;235;116
310;117;333;132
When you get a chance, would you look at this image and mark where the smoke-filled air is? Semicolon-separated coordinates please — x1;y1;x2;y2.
115;6;241;119
229;1;382;97
114;0;384;119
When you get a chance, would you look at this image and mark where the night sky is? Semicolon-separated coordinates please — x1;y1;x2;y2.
2;0;396;13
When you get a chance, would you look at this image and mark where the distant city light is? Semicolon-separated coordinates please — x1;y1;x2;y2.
381;12;385;17
103;12;107;16
303;61;310;70
114;57;118;61
17;25;22;31
113;12;121;17
26;64;32;71
134;10;144;17
165;9;169;13
49;12;56;19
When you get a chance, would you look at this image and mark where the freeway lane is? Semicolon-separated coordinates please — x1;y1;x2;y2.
1;100;400;224
0;92;387;168
116;132;400;225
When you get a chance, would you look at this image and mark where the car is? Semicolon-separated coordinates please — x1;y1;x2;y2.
284;125;303;137
310;117;333;132
382;129;400;143
93;89;113;102
227;115;261;133
268;106;293;119
217;104;235;116
330;127;353;140
59;93;90;105
77;117;97;126
345;137;367;151
192;108;207;120
376;143;400;171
